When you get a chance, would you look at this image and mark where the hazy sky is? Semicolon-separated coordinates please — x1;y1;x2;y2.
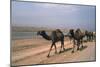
12;1;96;31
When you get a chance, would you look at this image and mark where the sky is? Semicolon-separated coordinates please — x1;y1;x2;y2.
11;1;96;31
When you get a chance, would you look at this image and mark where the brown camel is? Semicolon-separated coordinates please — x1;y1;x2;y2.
37;29;65;57
85;30;96;41
69;29;86;53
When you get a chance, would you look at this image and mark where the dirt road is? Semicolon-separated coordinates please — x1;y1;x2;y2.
11;38;96;66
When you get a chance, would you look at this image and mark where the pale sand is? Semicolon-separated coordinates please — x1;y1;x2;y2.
11;36;96;66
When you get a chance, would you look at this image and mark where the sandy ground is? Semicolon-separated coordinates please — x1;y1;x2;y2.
11;36;96;66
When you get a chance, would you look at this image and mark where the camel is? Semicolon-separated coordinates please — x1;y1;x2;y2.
37;29;65;57
85;31;95;41
69;29;86;53
64;32;73;44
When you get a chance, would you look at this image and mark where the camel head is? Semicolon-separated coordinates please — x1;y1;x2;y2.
70;29;74;33
69;29;74;34
37;30;46;36
37;30;51;40
69;29;74;37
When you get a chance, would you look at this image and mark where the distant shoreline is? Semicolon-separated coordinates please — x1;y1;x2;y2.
11;26;95;32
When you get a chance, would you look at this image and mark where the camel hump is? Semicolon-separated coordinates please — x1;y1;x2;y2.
51;29;63;39
76;28;81;32
76;29;82;33
52;29;62;35
56;29;62;33
75;29;83;36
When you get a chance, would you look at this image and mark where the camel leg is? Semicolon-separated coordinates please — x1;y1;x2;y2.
80;39;83;48
59;40;65;53
54;44;57;54
59;43;62;53
77;41;80;50
47;43;54;57
87;36;89;41
72;39;75;53
62;41;65;51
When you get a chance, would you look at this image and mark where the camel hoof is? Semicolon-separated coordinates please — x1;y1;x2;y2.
47;55;50;58
71;51;74;53
59;51;62;53
64;48;66;51
77;48;79;50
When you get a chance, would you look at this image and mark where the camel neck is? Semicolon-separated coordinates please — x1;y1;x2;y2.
70;32;74;37
41;32;51;40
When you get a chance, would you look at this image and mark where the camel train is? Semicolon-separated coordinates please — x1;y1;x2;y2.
85;30;96;41
37;29;95;57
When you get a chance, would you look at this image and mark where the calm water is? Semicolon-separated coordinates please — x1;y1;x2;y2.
11;31;87;40
12;32;37;40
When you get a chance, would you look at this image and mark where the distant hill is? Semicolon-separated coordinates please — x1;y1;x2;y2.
11;26;69;32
